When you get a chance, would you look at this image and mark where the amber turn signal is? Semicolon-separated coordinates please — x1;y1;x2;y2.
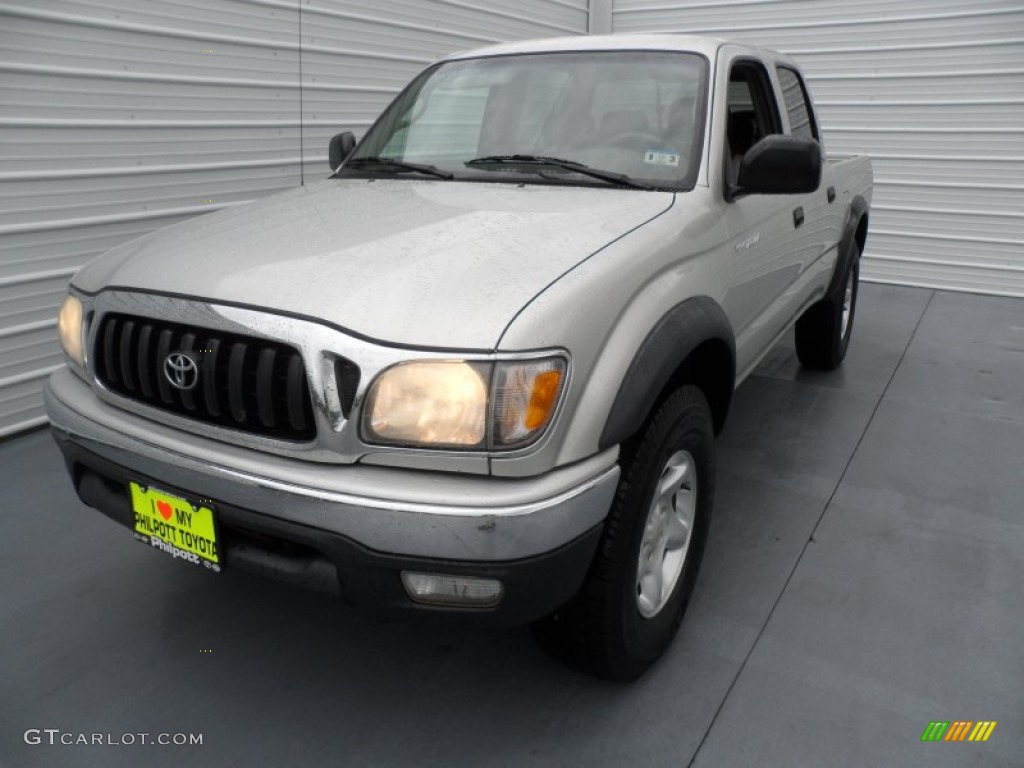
525;370;563;430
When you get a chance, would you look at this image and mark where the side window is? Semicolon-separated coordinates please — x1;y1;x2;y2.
725;61;781;185
776;66;818;141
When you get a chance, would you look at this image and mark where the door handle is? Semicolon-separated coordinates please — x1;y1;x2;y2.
793;207;805;228
827;186;836;203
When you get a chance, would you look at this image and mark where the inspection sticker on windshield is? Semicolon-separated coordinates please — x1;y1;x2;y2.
644;149;681;166
130;482;222;572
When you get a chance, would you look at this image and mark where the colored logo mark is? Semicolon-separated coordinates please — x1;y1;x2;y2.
921;721;997;742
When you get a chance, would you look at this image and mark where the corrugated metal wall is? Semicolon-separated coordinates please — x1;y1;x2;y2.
613;0;1024;297
0;0;589;437
5;0;1019;438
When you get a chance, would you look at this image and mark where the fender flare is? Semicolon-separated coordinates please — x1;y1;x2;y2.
827;195;869;302
599;296;736;449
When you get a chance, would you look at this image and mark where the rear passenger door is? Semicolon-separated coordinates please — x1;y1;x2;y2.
774;64;839;279
717;52;803;376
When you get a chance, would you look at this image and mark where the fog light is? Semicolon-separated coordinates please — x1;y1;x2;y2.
401;572;503;608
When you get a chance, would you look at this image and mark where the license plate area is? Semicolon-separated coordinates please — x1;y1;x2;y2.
129;482;222;572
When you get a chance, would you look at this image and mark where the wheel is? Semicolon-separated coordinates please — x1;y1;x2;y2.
532;385;714;681
795;243;860;369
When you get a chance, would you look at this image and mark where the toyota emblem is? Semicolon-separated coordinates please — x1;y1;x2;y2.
164;352;199;391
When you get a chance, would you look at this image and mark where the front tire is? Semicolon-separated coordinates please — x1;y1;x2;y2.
795;244;860;370
532;386;714;681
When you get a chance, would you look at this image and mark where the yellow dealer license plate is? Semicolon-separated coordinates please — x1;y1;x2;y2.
130;482;222;572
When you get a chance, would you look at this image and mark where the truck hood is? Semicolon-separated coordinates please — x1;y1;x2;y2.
74;179;673;349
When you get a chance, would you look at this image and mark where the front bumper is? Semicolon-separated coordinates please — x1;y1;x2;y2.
45;368;619;622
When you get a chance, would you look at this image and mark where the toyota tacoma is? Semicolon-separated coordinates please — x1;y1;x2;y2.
46;34;872;680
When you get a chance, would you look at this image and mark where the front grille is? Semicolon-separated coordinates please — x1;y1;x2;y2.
94;313;320;441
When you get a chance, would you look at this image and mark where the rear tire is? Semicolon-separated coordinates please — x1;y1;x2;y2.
795;244;860;370
532;386;714;681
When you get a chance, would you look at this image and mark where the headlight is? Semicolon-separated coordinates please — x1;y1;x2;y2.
365;361;489;448
57;294;85;368
363;356;566;450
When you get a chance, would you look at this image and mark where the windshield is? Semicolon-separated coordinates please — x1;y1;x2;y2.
343;50;708;189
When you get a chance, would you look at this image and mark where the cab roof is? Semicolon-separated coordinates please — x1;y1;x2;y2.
444;33;732;62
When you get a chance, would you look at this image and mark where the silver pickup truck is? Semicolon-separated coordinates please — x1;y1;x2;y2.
46;34;871;680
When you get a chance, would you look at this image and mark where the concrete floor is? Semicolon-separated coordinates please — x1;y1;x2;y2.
1;283;1021;768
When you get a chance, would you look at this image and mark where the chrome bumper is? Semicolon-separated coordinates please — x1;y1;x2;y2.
45;368;619;561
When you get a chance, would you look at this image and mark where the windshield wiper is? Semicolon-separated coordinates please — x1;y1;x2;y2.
465;155;648;189
344;157;453;180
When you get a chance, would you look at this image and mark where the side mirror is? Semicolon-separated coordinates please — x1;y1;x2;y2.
735;135;821;196
329;131;357;170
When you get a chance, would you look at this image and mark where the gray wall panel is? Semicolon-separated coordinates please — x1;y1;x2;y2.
0;0;588;436
0;0;303;435
3;0;1020;437
614;0;1024;298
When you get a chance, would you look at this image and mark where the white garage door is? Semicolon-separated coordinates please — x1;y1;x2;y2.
612;0;1024;297
0;0;589;438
